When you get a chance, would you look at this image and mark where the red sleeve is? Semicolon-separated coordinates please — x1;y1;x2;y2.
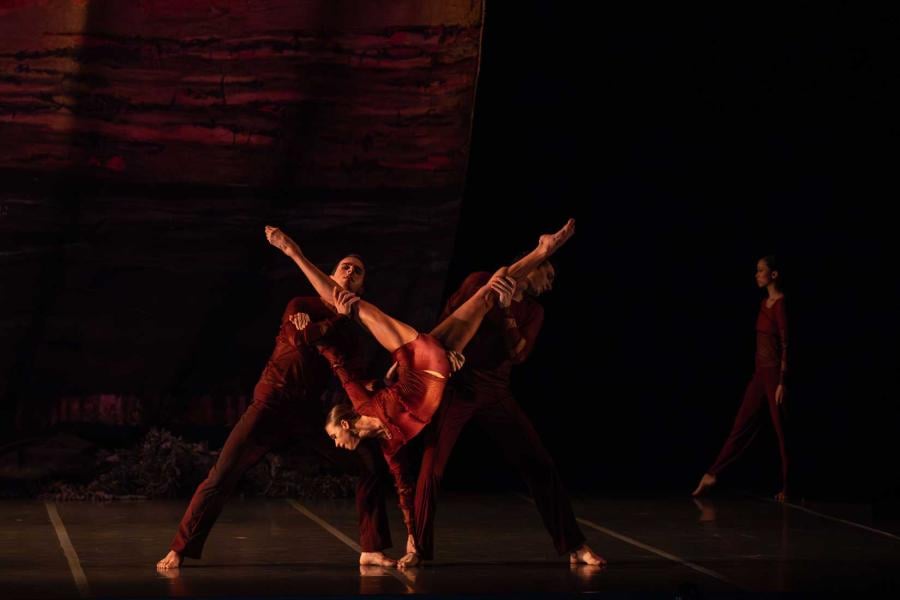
316;344;374;408
775;299;789;386
384;446;415;536
507;302;544;364
483;297;544;364
281;298;349;348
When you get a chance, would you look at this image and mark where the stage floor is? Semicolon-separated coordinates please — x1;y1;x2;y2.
2;493;899;598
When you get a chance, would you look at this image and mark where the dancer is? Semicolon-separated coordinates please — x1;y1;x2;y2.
411;258;604;567
157;255;398;570
693;255;789;502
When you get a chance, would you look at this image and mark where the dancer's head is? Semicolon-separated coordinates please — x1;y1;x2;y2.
330;254;366;294
523;260;555;297
755;255;783;290
325;403;363;451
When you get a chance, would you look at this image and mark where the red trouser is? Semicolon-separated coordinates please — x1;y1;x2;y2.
413;371;586;560
708;366;788;486
170;398;391;558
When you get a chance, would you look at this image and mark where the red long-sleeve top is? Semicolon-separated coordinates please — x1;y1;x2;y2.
441;272;544;383
755;297;789;386
321;333;450;535
253;296;364;407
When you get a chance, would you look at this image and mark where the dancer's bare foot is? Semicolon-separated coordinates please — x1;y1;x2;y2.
570;544;606;566
774;489;788;503
692;498;717;522
397;534;422;570
537;218;576;257
692;473;717;497
156;550;183;570
156;567;181;580
396;552;421;570
359;564;392;577
264;225;301;256
570;563;605;581
359;551;396;567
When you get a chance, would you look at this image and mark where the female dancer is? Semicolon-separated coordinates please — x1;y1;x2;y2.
693;255;789;502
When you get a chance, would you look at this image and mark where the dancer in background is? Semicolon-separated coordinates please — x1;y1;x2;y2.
693;255;790;502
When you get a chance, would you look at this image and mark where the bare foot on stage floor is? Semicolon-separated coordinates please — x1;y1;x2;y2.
570;544;606;566
360;551;396;567
156;550;183;570
692;473;717;497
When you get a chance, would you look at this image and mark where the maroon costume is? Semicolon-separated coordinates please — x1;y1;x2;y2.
707;297;789;485
412;272;586;560
170;297;392;558
323;333;450;536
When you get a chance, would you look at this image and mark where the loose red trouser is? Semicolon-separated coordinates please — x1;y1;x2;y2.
708;366;788;486
413;371;586;560
170;398;391;558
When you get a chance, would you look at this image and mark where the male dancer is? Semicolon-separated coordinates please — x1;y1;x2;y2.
157;255;398;569
408;260;604;567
